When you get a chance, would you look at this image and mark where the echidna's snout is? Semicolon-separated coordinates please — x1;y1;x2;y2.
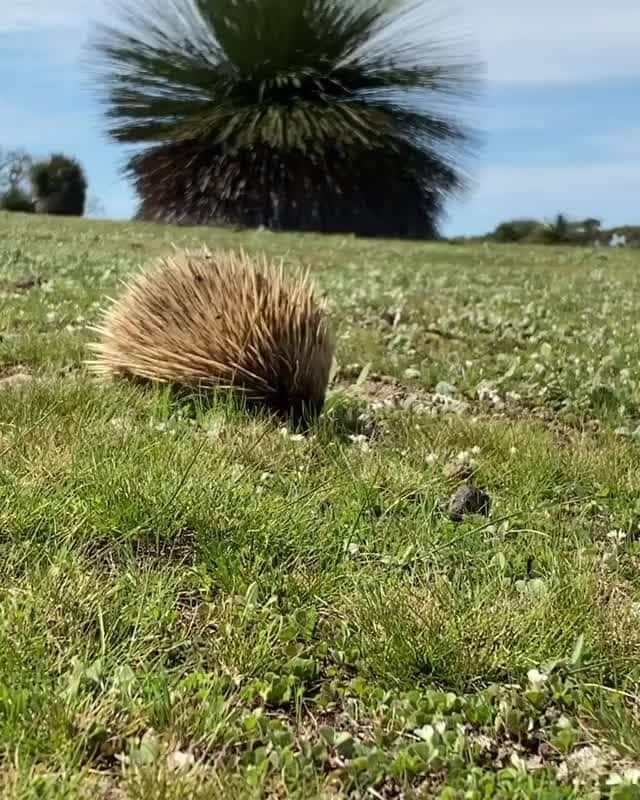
262;376;325;430
285;394;325;431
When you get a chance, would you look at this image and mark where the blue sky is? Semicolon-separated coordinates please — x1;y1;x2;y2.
2;0;639;236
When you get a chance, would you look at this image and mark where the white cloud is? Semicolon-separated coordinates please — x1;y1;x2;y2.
2;0;640;84
458;0;640;82
0;0;104;32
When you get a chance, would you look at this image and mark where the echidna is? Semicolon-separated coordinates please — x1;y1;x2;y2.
87;248;335;425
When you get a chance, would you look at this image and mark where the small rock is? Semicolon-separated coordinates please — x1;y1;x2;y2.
381;308;403;328
13;275;45;291
447;484;492;522
381;309;395;326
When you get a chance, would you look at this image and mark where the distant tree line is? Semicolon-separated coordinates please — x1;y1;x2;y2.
450;214;639;248
0;149;88;217
490;215;605;245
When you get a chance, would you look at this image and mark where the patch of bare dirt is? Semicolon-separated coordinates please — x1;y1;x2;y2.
334;372;602;445
336;373;471;417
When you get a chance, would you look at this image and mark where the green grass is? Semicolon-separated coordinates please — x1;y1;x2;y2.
1;210;640;798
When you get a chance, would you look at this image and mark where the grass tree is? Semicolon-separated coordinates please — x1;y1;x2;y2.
90;0;480;238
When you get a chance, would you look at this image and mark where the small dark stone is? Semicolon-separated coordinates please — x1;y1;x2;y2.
448;484;492;522
14;274;45;291
381;308;402;328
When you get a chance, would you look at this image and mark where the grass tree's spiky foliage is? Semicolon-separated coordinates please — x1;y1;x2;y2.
90;0;480;238
87;248;336;426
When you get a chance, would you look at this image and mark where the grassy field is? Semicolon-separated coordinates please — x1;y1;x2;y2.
1;210;640;799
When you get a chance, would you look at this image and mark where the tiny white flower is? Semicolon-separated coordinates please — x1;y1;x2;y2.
527;668;548;690
348;434;370;451
414;724;434;743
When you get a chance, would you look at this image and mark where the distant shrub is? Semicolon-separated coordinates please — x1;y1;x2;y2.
491;219;540;243
490;213;604;246
0;187;35;213
31;154;87;216
523;224;560;245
